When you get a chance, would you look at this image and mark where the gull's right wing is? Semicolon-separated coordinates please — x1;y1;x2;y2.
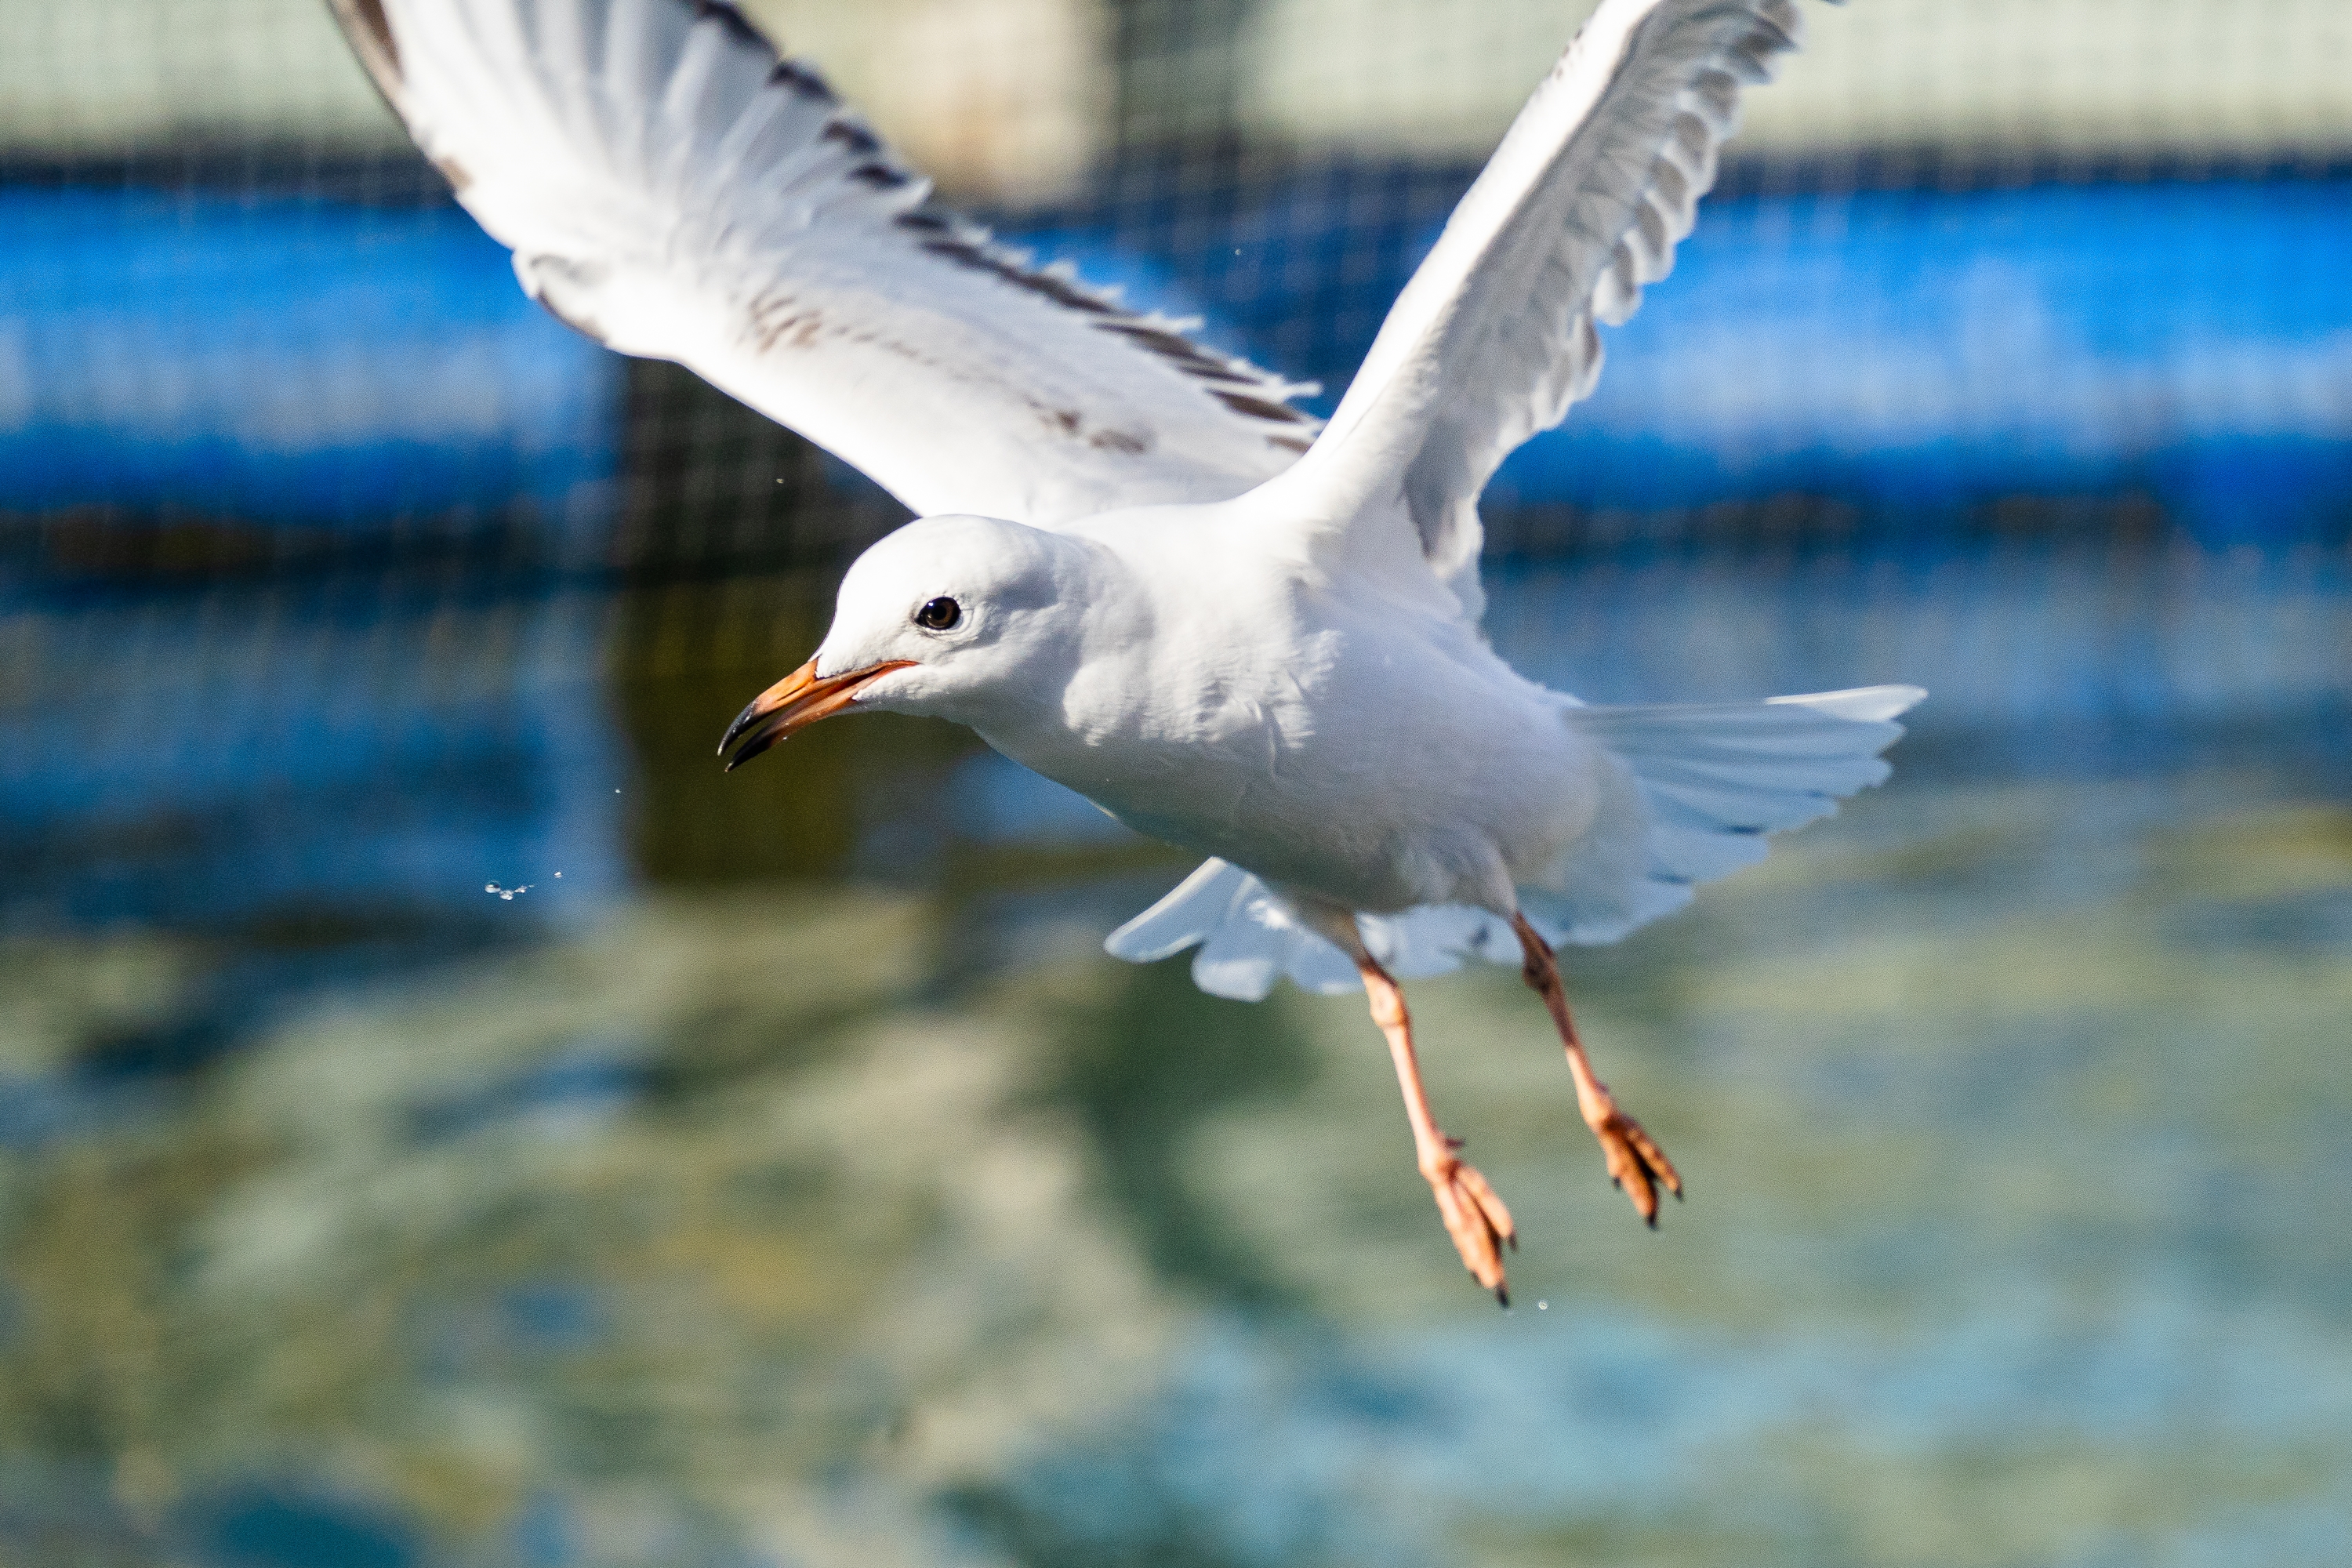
328;0;1317;527
1279;0;1819;607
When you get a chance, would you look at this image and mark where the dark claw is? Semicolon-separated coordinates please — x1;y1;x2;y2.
1494;1284;1510;1308
1506;1233;1518;1252
1645;1214;1658;1231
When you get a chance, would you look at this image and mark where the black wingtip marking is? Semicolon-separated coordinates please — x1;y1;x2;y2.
684;0;831;103
691;0;768;51
768;58;837;102
822;120;882;156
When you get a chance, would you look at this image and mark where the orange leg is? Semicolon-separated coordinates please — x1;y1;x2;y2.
1511;913;1682;1225
1359;952;1517;1304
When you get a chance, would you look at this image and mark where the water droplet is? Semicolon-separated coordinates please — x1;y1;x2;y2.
1537;1301;1548;1310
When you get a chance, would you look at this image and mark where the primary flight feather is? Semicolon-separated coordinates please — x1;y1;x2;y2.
332;0;1918;1303
329;0;1319;524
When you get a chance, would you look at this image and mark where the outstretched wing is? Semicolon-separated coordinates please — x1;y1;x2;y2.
328;0;1318;527
1284;0;1817;597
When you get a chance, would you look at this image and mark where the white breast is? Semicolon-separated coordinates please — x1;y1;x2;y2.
982;516;1605;913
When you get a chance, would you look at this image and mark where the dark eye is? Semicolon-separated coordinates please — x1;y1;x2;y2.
914;596;963;632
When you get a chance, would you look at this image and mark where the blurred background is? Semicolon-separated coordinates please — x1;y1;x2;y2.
3;1;2350;1563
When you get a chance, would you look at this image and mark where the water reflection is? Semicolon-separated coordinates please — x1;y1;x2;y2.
2;537;2349;1565
2;579;624;931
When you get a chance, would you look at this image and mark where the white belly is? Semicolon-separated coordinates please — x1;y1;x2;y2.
980;593;1604;914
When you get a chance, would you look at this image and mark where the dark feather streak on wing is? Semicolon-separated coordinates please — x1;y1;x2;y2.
690;0;768;51
913;234;1111;314
766;58;837;102
820;120;881;156
329;0;404;99
673;0;1319;437
903;224;1316;430
325;0;474;191
325;0;1317;446
1213;391;1311;425
1098;321;1289;390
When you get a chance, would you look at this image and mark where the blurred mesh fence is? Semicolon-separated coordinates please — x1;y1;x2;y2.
3;0;2351;935
6;13;2352;1563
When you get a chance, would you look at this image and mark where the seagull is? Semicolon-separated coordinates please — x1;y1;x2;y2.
333;0;1919;1303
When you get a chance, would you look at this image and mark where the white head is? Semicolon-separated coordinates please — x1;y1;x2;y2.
719;514;1103;768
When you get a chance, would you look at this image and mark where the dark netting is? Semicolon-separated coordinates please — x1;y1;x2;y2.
3;0;2347;998
0;0;2345;1057
3;2;2351;1563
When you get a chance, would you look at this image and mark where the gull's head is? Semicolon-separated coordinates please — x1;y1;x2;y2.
719;514;1096;769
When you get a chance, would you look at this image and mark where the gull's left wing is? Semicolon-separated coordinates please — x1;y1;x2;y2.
1279;0;1820;606
327;0;1317;527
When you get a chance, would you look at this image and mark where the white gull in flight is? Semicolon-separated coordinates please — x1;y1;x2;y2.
334;0;1919;1302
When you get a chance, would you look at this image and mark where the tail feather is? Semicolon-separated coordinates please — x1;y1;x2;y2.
1107;683;1926;996
1533;683;1924;943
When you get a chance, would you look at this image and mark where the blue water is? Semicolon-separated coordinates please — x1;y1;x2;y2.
0;582;626;935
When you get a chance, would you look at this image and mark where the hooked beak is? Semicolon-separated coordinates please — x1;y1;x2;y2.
717;655;916;771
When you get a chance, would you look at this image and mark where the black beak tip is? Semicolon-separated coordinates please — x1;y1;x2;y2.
719;715;789;772
717;702;764;758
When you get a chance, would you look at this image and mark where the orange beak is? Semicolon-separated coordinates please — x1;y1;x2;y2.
717;655;916;771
